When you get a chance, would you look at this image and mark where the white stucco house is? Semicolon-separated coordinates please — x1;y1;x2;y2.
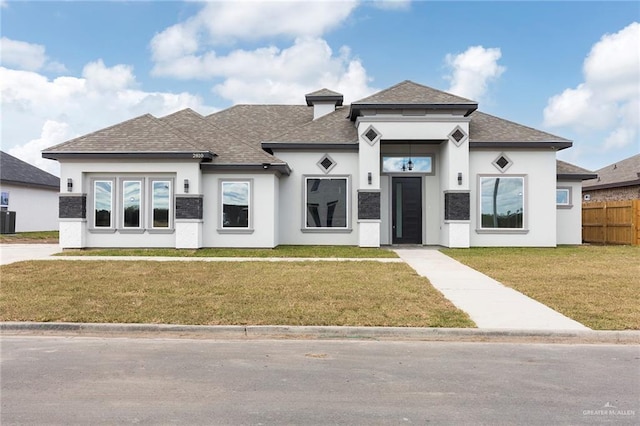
42;81;595;249
1;151;60;232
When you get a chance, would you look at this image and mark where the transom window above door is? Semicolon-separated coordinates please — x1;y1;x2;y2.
382;156;433;173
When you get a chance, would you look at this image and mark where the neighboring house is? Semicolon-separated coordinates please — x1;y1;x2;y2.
0;151;60;232
582;154;640;202
43;80;594;249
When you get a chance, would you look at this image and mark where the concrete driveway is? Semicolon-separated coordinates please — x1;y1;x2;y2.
0;244;61;265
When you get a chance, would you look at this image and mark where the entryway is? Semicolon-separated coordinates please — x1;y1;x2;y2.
391;177;422;244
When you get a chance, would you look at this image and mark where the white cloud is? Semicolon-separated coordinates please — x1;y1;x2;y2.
1;63;215;176
150;1;375;105
0;37;66;72
544;22;640;151
444;46;505;101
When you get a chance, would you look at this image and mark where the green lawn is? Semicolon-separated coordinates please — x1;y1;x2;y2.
442;245;640;330
57;245;398;258
0;260;473;328
0;231;58;243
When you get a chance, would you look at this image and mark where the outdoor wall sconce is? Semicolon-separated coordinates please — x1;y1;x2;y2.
67;178;73;192
184;179;189;193
368;172;372;185
457;172;463;185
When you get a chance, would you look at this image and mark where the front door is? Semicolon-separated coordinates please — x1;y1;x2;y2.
392;177;422;244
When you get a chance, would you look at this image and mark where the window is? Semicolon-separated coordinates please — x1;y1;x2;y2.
123;180;142;228
152;180;171;228
305;177;348;229
94;180;113;228
221;181;250;228
480;176;524;229
382;156;433;173
556;187;572;208
90;177;173;231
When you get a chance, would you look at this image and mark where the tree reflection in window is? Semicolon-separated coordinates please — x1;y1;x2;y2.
94;181;112;227
481;177;524;228
123;181;141;228
222;181;250;228
306;178;347;228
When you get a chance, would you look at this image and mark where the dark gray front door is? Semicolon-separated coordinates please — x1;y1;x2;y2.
392;177;422;244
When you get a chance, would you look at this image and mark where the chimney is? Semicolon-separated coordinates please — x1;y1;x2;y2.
305;88;344;120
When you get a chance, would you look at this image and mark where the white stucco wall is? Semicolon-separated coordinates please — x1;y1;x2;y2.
0;184;59;232
556;180;584;245
469;150;557;247
272;150;359;245
58;159;202;248
201;172;279;248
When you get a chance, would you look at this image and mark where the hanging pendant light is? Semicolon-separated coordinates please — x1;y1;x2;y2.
407;144;414;171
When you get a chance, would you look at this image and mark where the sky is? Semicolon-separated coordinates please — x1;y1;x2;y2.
1;0;638;177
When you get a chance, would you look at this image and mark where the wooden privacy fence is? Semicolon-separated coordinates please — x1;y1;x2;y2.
582;200;640;245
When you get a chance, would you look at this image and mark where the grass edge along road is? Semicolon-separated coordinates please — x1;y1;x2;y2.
0;260;473;328
442;245;639;330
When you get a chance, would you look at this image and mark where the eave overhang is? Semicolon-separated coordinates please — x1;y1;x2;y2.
42;151;215;161
469;141;573;151
0;179;59;190
200;163;292;176
262;143;358;151
557;173;598;181
349;103;478;121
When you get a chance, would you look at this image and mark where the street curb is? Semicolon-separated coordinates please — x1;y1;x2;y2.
2;322;639;344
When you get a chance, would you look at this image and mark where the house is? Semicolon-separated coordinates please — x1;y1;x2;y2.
582;154;640;202
42;80;595;249
0;151;60;232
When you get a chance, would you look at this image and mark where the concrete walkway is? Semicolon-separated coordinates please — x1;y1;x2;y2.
394;248;589;331
0;244;62;265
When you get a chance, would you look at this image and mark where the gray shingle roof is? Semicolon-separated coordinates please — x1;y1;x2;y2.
43;114;207;153
354;80;476;105
206;105;313;149
1;151;59;189
266;106;356;144
556;160;597;180
469;111;571;144
583;154;640;189
160;109;285;165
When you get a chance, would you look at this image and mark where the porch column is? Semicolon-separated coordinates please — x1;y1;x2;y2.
357;123;382;247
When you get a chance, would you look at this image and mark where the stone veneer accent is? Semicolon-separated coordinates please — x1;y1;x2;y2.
358;191;381;220
175;195;203;220
444;192;470;221
59;195;86;219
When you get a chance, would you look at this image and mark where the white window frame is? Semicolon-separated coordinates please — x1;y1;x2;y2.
302;175;350;232
91;178;116;231
218;179;253;234
556;187;572;209
89;175;174;234
149;179;174;231
477;175;528;234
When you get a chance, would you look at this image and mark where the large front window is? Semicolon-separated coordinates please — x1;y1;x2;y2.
480;176;524;229
152;180;171;228
305;177;348;228
222;181;250;228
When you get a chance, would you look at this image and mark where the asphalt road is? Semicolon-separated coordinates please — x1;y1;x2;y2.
1;336;638;425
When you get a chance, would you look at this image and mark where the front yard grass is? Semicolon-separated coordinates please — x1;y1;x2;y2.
0;260;473;327
56;245;398;258
0;230;58;244
442;245;639;330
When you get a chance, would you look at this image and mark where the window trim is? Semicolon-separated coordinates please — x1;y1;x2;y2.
477;174;528;233
218;179;254;233
90;178;116;231
302;175;351;232
149;179;174;230
556;186;573;209
89;175;175;234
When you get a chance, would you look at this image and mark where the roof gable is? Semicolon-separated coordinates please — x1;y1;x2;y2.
0;151;60;189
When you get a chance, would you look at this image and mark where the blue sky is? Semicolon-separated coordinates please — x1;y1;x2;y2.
1;0;638;176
